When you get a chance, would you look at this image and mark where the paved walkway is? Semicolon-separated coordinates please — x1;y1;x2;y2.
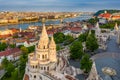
0;69;5;79
106;36;120;53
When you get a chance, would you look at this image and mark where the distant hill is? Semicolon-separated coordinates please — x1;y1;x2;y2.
94;10;120;16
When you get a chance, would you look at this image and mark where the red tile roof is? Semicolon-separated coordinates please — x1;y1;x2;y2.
0;34;12;38
112;15;120;19
99;13;111;19
47;30;54;35
0;48;21;57
70;27;82;32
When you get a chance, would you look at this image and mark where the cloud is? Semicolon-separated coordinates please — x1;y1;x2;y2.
0;0;120;12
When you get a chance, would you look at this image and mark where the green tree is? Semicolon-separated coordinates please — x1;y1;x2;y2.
20;46;29;54
70;41;84;59
9;44;16;48
56;45;61;51
88;17;99;25
80;54;92;73
1;57;9;69
27;45;35;53
64;35;74;45
6;62;15;77
11;68;18;80
78;32;88;42
86;33;99;52
19;54;27;80
0;42;7;51
54;32;66;44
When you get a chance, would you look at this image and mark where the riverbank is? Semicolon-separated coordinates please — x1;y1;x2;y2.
0;20;40;26
0;15;81;27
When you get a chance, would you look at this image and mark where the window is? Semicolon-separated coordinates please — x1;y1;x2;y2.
28;69;29;72
42;55;44;59
44;67;46;70
40;76;42;79
45;54;47;59
34;75;36;78
44;46;45;49
47;67;49;70
41;67;43;70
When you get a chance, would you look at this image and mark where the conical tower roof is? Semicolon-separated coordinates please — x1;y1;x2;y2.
87;62;100;80
38;23;49;49
95;22;101;34
83;24;88;30
96;22;99;28
49;36;56;47
114;22;119;31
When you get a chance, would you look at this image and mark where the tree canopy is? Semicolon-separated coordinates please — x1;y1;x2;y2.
54;32;66;44
86;33;99;52
70;41;84;59
78;32;88;42
80;54;93;73
0;42;7;51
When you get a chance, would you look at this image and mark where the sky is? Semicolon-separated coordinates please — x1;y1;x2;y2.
0;0;120;12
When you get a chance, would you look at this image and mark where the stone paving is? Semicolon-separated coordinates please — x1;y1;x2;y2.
106;36;120;53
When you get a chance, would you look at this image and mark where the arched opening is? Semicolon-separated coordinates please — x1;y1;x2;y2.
45;54;47;59
39;76;42;79
44;67;46;70
44;46;45;49
47;67;49;71
28;69;29;72
41;67;43;70
34;75;36;78
42;55;44;59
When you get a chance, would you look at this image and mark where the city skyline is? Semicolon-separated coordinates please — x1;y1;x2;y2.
0;0;120;12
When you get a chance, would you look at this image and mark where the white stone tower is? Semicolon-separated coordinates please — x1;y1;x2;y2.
24;23;57;80
95;22;101;36
114;22;119;31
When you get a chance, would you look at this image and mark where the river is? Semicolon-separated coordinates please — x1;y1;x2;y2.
0;14;92;30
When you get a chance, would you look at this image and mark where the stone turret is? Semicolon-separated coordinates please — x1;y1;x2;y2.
83;24;88;30
38;23;49;49
49;36;57;62
114;22;119;31
49;36;56;48
95;22;101;35
24;23;58;80
87;62;101;80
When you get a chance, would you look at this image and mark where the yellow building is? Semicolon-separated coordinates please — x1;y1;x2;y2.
0;29;13;35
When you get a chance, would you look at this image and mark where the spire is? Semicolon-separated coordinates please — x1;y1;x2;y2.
49;36;56;48
20;27;22;32
38;23;49;49
104;10;107;14
33;47;37;60
87;62;100;80
83;24;88;30
88;30;92;35
95;22;101;34
114;22;119;31
96;22;99;28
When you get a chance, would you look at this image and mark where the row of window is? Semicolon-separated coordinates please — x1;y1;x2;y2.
30;74;42;79
30;65;49;71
